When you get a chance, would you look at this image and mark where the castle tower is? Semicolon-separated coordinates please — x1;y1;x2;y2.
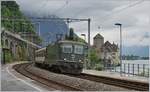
93;33;104;49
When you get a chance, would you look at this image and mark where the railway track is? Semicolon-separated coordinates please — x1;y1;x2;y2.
13;63;149;91
66;73;149;91
13;63;81;91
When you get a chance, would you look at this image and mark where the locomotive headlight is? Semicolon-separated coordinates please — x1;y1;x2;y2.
79;60;83;63
64;58;66;61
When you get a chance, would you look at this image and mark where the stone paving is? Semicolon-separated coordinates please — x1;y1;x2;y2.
1;63;50;91
83;69;149;83
28;65;129;91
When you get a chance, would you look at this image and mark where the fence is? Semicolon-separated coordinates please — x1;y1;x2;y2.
108;63;149;77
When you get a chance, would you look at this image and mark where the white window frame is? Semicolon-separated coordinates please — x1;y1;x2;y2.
61;44;72;53
74;45;83;54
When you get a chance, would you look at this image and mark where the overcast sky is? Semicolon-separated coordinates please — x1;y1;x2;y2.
16;0;150;46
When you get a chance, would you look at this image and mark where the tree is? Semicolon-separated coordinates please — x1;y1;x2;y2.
1;1;35;33
69;28;74;40
88;48;104;70
90;49;99;63
89;48;98;68
1;1;42;62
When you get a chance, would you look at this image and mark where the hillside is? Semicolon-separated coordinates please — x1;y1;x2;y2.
1;1;36;34
31;18;68;46
1;1;42;62
122;46;149;57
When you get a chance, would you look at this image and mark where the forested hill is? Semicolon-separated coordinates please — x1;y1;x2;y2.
1;1;35;33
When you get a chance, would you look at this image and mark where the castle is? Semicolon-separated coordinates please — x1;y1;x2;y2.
93;33;120;67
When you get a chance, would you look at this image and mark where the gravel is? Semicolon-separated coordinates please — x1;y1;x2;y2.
27;65;130;91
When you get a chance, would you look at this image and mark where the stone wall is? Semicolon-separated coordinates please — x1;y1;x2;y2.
1;30;37;64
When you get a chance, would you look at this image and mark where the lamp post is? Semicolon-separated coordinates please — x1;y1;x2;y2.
81;33;87;69
115;23;122;76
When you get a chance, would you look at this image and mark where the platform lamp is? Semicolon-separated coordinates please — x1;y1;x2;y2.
115;23;122;76
81;33;87;69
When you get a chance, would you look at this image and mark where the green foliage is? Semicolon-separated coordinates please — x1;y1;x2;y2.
69;28;74;40
90;48;99;63
1;1;35;33
1;1;42;62
141;57;149;60
4;50;13;63
94;64;103;71
88;48;104;70
35;37;43;45
74;36;86;43
19;45;27;60
1;1;43;46
65;28;86;43
1;1;42;44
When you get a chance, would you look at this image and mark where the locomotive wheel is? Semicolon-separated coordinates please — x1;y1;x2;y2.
49;65;61;73
35;63;40;67
45;64;49;69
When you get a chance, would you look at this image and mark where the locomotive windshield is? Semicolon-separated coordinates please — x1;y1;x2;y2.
61;44;72;53
74;45;83;54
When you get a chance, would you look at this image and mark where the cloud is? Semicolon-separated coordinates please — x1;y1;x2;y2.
15;0;150;46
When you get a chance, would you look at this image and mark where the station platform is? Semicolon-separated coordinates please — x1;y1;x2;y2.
82;69;149;83
1;62;51;91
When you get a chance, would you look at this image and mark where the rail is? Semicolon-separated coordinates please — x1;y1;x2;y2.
13;63;81;91
13;63;149;91
66;73;149;91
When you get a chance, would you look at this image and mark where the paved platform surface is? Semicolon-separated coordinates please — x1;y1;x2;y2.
83;69;149;83
1;62;53;91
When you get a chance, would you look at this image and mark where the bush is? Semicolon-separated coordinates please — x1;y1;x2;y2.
94;64;103;71
4;50;13;63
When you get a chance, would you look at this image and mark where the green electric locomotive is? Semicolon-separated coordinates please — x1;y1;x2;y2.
35;40;87;74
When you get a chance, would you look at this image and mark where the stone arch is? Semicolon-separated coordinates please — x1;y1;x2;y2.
14;44;18;60
10;41;14;54
5;39;8;47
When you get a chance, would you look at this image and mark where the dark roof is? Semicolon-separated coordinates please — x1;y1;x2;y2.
104;41;111;46
101;41;118;52
94;33;104;39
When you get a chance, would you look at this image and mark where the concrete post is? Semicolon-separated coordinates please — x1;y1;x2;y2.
88;18;91;68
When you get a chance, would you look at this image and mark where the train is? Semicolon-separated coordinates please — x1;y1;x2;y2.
34;40;88;74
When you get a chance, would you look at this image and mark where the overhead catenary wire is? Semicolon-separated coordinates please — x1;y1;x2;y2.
58;0;146;32
51;0;69;16
2;0;146;27
67;0;144;20
97;0;145;27
34;0;69;18
36;0;49;17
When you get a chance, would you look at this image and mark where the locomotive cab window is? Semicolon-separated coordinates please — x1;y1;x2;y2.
74;45;83;54
61;44;72;53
